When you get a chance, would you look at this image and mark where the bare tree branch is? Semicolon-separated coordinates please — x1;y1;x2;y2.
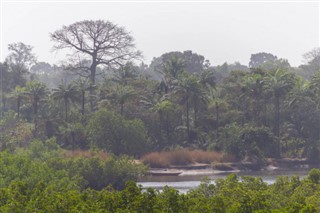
50;20;141;85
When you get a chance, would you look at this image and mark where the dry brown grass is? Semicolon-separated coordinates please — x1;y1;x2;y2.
190;150;223;164
140;152;170;168
64;149;110;160
141;149;232;168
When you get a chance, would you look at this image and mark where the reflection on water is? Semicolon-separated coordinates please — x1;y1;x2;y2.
138;169;310;193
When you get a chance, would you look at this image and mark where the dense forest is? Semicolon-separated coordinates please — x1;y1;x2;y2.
1;19;320;211
1;20;320;161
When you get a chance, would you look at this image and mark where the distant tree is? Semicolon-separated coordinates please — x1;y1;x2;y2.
299;48;320;78
303;48;320;70
140;93;175;146
110;85;136;116
249;52;277;68
175;73;203;142
51;20;141;110
112;62;138;86
30;62;52;74
52;82;79;122
260;58;291;71
207;87;227;139
263;69;294;156
26;81;48;135
159;56;185;94
10;86;27;120
5;42;36;87
51;20;141;84
150;50;207;75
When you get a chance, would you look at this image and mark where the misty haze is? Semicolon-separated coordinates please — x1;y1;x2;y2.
0;1;320;212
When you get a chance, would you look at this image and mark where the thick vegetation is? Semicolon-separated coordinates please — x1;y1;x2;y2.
0;139;146;192
1;168;320;212
0;19;320;210
1;45;320;162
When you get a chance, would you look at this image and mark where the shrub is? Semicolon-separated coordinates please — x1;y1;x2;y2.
87;109;150;156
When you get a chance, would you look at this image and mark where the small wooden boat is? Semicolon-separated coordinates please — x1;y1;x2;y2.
149;169;182;176
169;163;209;170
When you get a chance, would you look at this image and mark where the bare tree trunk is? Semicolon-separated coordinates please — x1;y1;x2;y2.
89;61;97;112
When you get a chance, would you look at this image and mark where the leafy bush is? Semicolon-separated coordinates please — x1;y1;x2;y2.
1;170;320;212
219;123;276;160
87;109;150;156
0;139;147;193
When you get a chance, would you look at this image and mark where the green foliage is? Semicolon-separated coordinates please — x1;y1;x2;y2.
219;123;275;159
87;109;150;156
0;164;320;212
0;138;147;196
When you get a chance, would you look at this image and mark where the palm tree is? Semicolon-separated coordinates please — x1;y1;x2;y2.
112;62;138;86
240;73;265;125
310;71;320;97
263;69;294;157
140;93;173;144
52;82;79;122
10;86;27;120
26;81;48;135
264;69;294;137
110;85;136;116
207;87;227;139
175;73;202;142
159;56;185;94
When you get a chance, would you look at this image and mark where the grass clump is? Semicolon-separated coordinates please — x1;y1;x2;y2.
141;149;228;168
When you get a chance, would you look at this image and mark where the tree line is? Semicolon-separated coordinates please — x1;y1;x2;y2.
0;20;320;162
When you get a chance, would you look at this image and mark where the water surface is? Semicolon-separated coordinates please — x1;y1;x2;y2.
138;169;310;193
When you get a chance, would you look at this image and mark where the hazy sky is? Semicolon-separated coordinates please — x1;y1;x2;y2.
1;1;319;67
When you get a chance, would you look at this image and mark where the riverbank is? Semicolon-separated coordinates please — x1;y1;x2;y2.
145;157;320;180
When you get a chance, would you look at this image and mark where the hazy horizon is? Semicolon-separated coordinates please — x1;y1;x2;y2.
1;1;319;67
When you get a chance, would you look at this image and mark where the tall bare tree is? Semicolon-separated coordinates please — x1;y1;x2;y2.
50;20;141;86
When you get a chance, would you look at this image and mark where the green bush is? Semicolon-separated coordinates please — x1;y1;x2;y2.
87;109;150;156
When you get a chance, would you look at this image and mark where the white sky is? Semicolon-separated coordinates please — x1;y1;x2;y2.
0;1;319;67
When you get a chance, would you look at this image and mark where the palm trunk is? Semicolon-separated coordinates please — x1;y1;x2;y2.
64;98;68;122
186;92;190;142
81;91;85;115
159;111;163;144
275;96;280;137
275;95;281;157
216;103;219;139
17;96;21;121
166;112;169;141
33;99;38;136
120;102;124;116
71;131;75;151
194;98;198;128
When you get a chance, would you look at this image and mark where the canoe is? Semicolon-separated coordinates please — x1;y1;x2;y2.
149;169;182;176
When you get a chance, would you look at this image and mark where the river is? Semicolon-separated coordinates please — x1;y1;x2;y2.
137;169;310;193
